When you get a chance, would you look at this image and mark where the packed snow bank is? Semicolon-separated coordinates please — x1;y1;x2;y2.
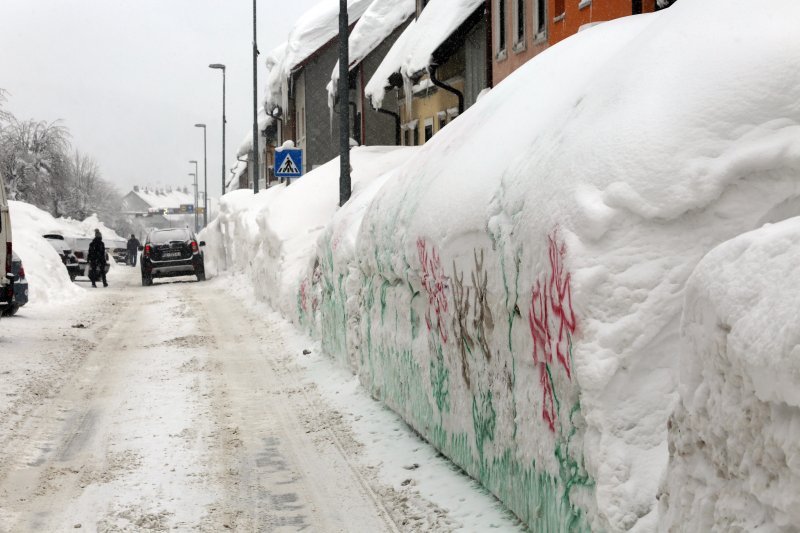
7;201;124;305
201;146;418;319
297;2;800;531
660;219;800;531
208;0;800;530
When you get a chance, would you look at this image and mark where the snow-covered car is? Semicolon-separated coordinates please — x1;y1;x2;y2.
72;237;111;279
1;251;28;316
43;233;82;281
140;228;205;286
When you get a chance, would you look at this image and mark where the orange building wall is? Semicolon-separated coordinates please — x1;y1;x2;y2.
549;0;656;46
492;0;657;85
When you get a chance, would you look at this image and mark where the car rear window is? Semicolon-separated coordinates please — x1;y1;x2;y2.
150;229;190;244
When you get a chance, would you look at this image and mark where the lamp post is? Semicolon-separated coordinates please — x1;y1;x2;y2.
251;0;260;194
188;171;197;232
188;161;198;230
338;0;351;206
208;63;226;196
194;124;208;227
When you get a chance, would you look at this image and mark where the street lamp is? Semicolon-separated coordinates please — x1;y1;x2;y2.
251;0;260;194
188;172;197;232
338;0;351;206
188;160;198;230
194;124;208;227
208;63;226;196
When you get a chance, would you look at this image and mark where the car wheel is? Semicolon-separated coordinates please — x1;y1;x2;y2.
142;275;152;286
196;269;206;282
5;304;19;317
69;271;77;282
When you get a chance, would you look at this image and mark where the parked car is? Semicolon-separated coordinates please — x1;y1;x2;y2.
72;237;110;279
0;170;12;315
43;233;82;281
140;228;205;286
107;238;128;264
1;251;28;316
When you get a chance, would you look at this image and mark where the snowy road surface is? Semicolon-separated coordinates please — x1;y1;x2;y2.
0;265;522;532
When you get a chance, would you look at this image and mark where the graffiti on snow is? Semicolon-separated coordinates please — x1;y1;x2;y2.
417;238;449;344
528;229;577;432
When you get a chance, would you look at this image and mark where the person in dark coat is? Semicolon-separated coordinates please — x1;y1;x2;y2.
126;234;141;266
88;229;107;288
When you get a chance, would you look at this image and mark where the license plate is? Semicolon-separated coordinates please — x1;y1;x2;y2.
163;252;181;259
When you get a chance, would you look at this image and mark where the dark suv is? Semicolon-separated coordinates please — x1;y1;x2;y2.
140;228;205;286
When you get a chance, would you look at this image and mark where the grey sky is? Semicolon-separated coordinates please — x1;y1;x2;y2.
0;0;319;199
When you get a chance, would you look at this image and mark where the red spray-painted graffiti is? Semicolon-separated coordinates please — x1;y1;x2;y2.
299;277;309;314
417;238;449;344
528;230;577;432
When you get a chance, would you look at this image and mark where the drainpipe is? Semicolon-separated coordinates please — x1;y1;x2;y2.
376;108;401;145
430;64;464;115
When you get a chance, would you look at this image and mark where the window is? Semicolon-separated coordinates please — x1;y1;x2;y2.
438;111;447;131
496;0;507;54
413;127;420;146
515;0;525;45
535;0;546;37
632;0;642;14
554;0;565;18
424;118;434;141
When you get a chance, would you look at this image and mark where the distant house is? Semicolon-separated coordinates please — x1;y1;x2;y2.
121;186;215;235
364;0;490;146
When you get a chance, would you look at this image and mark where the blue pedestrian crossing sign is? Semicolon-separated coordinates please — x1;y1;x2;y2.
275;148;303;178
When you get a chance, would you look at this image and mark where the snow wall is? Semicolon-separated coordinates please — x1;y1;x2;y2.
203;1;800;530
659;219;800;531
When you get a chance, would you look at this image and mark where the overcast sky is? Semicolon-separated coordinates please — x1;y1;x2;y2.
0;0;320;199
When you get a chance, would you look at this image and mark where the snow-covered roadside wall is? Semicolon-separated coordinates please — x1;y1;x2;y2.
659;219;800;531
295;2;800;531
200;146;417;320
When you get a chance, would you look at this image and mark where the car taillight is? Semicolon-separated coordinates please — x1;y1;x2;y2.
144;244;151;257
191;241;198;253
5;242;11;278
18;264;24;279
74;251;84;259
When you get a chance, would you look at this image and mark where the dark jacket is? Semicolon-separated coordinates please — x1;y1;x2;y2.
127;237;140;253
88;237;106;266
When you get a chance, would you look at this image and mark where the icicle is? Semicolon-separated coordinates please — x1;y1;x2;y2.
403;71;414;119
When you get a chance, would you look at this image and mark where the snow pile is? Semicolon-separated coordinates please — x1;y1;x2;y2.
7;201;106;305
660;219;800;531
264;0;374;110
297;2;800;531
364;0;484;108
327;0;415;108
201;146;416;320
207;0;800;530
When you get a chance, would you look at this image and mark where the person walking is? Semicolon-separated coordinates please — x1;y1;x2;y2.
88;229;108;288
126;234;141;267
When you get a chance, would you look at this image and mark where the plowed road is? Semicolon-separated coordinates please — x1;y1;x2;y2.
0;265;521;532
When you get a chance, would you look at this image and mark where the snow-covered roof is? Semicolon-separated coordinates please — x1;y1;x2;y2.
264;0;375;109
236;107;273;158
364;0;484;108
327;0;415;109
131;188;196;210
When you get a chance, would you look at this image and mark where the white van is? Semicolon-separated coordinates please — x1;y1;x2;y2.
0;174;12;312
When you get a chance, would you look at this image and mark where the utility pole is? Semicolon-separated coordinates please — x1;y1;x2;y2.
189;161;198;229
338;0;351;206
252;0;260;194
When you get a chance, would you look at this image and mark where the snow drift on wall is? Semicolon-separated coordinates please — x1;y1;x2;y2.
660;218;800;531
